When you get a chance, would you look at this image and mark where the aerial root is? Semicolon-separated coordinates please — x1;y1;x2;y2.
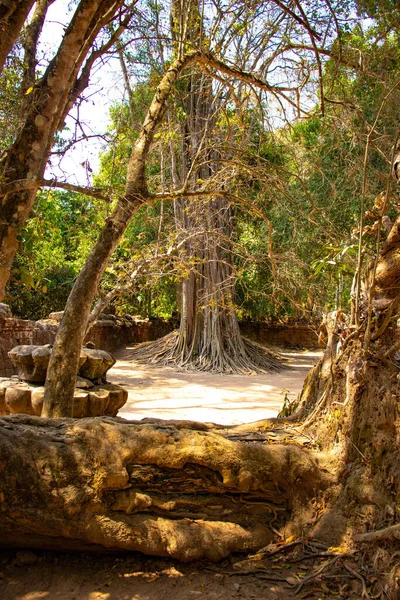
126;330;284;374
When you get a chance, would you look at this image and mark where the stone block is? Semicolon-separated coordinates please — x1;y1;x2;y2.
8;345;52;383
72;390;89;418
6;385;35;415
31;386;45;416
102;384;129;417
79;348;116;381
87;388;110;417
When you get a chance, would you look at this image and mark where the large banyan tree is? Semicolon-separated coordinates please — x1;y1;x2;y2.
127;0;285;373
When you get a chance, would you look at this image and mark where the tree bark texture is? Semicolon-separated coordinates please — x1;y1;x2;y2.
0;0;35;73
20;0;56;97
0;0;124;299
373;213;400;306
291;212;400;555
0;415;322;560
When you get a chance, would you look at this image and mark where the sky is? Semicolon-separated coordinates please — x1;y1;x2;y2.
40;2;128;186
36;0;353;187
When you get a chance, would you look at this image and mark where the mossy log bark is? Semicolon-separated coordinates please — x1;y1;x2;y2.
0;415;322;561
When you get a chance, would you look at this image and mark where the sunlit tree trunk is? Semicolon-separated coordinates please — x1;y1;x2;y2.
42;52;200;416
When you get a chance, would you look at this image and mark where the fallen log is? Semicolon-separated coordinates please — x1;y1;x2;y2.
0;415;323;561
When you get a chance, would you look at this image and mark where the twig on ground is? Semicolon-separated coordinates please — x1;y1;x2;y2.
253;539;305;558
343;562;371;599
294;555;344;594
292;551;352;563
204;566;286;582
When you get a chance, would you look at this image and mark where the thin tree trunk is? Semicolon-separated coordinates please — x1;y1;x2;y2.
20;0;56;97
42;52;200;417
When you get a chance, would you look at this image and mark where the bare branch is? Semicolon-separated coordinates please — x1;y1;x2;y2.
0;178;111;201
270;0;321;40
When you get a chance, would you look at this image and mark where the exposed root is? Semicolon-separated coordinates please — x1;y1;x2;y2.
222;536;383;598
127;330;284;374
354;524;400;543
0;415;323;560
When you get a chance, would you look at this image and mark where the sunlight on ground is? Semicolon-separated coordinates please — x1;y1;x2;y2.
109;350;321;426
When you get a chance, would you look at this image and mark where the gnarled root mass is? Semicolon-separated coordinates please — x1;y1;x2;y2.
0;414;322;561
127;330;283;374
288;333;400;598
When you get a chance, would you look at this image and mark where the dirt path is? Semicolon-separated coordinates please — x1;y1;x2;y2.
109;348;321;425
0;551;300;600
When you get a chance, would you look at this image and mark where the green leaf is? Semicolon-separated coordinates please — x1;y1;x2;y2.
20;270;35;289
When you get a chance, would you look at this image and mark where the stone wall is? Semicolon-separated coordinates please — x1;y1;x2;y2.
85;319;174;353
0;318;57;377
0;314;320;377
0;317;174;377
239;322;320;349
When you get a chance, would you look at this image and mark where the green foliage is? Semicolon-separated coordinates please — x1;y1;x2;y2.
9;6;400;326
310;244;358;279
7;189;106;319
0;46;23;152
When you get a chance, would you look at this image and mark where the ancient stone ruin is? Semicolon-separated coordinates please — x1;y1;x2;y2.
0;343;128;418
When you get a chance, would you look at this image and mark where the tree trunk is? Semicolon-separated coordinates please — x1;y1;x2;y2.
169;193;270;372
174;68;247;371
42;52;201;417
0;414;323;560
176;1;246;371
0;0;35;73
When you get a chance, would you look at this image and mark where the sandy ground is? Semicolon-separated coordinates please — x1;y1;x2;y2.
0;549;309;600
109;348;321;425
